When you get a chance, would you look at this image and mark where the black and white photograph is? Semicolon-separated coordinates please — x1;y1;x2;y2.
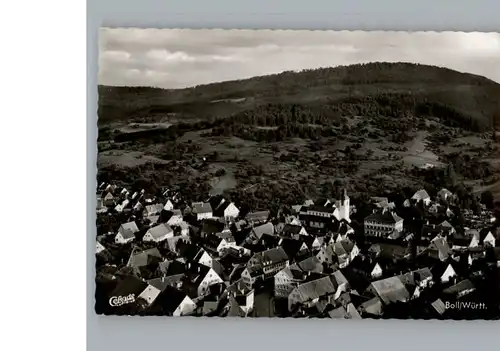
95;28;500;319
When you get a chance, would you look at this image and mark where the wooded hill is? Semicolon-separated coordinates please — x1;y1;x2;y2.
98;62;500;132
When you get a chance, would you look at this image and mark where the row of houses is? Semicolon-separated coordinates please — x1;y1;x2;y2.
96;183;500;318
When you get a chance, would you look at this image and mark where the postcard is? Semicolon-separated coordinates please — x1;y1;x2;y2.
96;29;500;319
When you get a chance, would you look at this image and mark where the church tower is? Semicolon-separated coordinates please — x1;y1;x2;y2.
341;188;350;222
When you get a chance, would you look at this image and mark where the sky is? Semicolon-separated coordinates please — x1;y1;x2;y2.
99;29;500;89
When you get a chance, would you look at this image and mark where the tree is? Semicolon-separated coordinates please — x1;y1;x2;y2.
446;163;458;188
481;190;494;210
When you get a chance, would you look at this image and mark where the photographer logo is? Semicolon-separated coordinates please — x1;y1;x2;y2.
109;294;136;307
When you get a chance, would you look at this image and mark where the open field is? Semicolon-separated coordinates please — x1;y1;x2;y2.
97;63;500;206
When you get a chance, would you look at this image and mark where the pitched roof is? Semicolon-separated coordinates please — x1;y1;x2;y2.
328;305;348;319
369;276;410;305
431;299;446;315
301;205;336;214
147;223;173;240
297;256;324;273
364;210;403;224
282;224;304;236
119;229;135;240
299;213;336;225
164;259;187;276
152;286;191;315
437;188;452;197
145;204;163;214
245;211;270;222
96;241;106;254
177;242;203;262
147;276;183;292
368;243;408;260
360;297;383;316
280;238;307;259
146;215;159;225
397;268;433;286
293;275;338;302
252;222;275;239
443;279;475;296
127;248;162;268
251;247;289;267
192;202;213;214
429;237;451;261
119;221;139;235
412;189;430;201
258;233;280;248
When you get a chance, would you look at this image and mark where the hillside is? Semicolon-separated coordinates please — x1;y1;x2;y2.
98;62;500;132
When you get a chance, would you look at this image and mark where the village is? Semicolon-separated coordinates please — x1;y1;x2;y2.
95;181;500;319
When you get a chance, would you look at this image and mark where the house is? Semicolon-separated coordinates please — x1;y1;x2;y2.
299;205;338;219
245;211;270;224
439;220;456;235
146;215;159;225
166;209;183;226
364;208;404;238
96;198;108;213
364;276;410;305
298;213;336;230
436;263;458;284
143;223;174;243
281;224;308;238
274;265;308;298
397;268;433;289
137;284;162;306
428;203;441;214
469;231;480;248
428;237;452;262
367;243;409;261
163;199;174;211
96;241;106;255
225;279;255;315
328;305;350;319
412;189;431;206
317;239;359;269
205;235;232;256
443;279;475;298
316;243;337;266
150;286;197;316
370;262;383;279
144;203;163;217
359;297;383;317
243;247;289;285
213;200;240;220
114;199;130;213
302;236;323;251
192;202;213;220
105;184;117;193
133;202;143;212
431;299;446;316
287;271;348;312
437;188;453;202
183;262;224;297
278;237;309;261
103;192;115;206
334;240;360;268
127;247;163;270
250;222;275;241
178;221;190;236
483;231;496;247
115;221;139;244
